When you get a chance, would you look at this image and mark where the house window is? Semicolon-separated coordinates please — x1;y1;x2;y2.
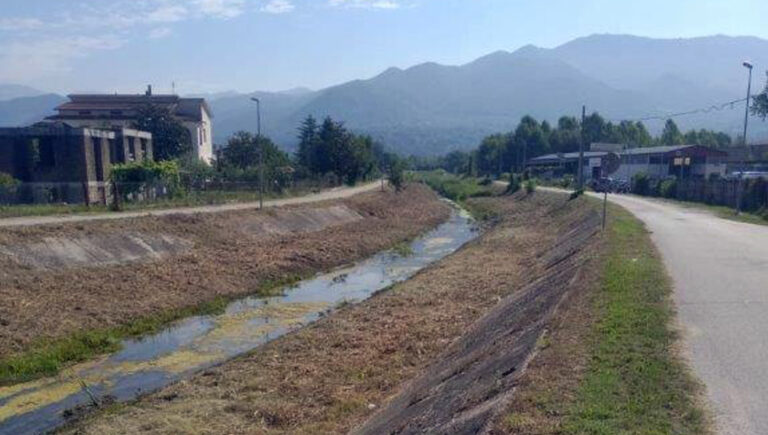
140;139;147;160
110;110;123;116
78;110;92;116
649;156;662;165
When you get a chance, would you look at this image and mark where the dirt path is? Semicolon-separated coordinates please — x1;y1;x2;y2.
66;192;599;434
0;182;381;228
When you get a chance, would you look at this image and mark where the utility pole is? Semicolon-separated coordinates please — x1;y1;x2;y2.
737;62;754;215
251;97;264;210
578;105;586;190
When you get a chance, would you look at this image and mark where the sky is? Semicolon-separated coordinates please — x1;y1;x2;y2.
1;0;767;95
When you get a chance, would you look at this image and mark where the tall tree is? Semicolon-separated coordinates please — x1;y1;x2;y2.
133;104;192;161
660;119;684;145
296;115;319;170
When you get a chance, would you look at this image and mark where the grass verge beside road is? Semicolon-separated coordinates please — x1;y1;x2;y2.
498;201;708;434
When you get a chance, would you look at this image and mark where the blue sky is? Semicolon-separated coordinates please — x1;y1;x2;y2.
1;0;767;94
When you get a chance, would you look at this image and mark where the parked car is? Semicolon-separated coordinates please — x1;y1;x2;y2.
591;177;630;194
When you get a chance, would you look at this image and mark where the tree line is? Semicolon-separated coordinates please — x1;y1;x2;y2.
128;105;403;193
416;113;733;177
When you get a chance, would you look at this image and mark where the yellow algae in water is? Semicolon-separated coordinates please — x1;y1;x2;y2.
0;377;57;402
117;350;225;376
0;380;82;422
424;237;454;248
199;302;329;344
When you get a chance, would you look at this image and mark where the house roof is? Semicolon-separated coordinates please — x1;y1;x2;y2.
621;145;727;157
49;94;212;122
529;151;609;164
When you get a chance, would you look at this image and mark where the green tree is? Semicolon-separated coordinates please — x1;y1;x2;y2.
660;119;684;145
296;115;319;170
219;131;291;171
133;104;192;161
752;73;768;120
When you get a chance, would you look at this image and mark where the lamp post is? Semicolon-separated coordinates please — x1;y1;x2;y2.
737;62;754;215
250;97;264;210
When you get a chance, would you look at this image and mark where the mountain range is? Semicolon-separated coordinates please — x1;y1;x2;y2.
2;34;768;156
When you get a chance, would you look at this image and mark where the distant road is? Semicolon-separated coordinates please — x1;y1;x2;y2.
0;181;382;228
545;187;768;435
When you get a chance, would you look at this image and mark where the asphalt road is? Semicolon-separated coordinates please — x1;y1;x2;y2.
0;181;382;228
589;192;768;435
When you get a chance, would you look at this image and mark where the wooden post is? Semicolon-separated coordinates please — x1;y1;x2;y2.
602;191;608;231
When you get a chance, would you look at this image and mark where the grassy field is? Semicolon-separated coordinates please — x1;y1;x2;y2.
408;171;495;202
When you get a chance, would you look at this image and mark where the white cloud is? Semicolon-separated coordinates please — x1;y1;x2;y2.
0;0;254;85
0;35;124;82
261;0;295;14
328;0;401;9
148;27;174;39
192;0;247;19
0;17;44;31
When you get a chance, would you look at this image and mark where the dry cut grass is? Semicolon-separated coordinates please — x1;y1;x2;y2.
68;192;588;434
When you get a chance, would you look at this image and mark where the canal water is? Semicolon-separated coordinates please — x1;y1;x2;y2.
0;203;478;434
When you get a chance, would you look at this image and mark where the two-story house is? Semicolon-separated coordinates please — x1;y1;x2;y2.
47;87;213;162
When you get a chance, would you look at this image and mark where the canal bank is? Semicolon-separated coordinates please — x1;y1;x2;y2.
1;201;477;434
0;185;450;386
66;191;601;434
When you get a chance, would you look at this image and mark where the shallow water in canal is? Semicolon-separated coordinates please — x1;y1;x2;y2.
0;202;478;434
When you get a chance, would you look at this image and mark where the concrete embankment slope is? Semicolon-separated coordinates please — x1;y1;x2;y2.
0;185;449;361
355;206;601;434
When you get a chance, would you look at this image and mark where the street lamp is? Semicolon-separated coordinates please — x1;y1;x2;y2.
250;97;264;210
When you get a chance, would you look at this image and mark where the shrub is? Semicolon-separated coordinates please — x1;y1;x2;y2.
632;172;651;196
0;172;19;187
111;160;183;199
506;174;521;194
659;179;678;199
525;179;536;194
561;174;574;189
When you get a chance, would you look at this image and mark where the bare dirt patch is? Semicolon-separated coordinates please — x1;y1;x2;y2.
0;185;448;360
68;192;600;434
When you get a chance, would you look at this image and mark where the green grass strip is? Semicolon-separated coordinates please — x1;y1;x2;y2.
564;205;707;434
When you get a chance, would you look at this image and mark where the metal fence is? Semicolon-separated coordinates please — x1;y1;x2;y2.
635;177;768;213
0;175;349;208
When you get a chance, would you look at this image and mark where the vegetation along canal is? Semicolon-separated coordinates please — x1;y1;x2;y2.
0;201;478;435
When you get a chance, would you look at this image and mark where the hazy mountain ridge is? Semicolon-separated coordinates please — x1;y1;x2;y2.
2;34;767;155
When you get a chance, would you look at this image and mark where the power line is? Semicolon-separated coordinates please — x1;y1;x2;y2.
610;97;749;123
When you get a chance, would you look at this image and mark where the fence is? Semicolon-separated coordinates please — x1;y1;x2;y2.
0;174;355;209
632;176;768;214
